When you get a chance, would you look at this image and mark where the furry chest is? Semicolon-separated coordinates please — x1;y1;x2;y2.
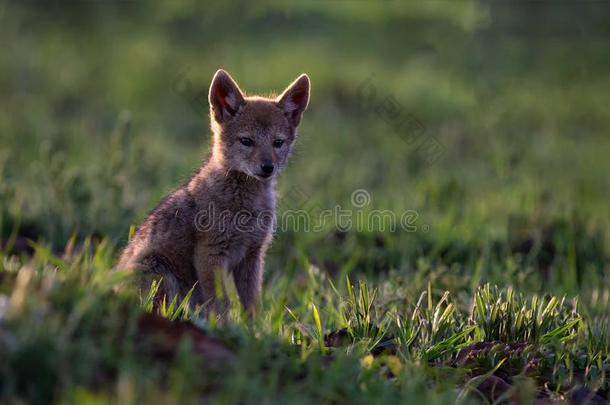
199;206;274;266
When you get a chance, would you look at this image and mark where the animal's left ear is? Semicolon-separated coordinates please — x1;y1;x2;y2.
276;74;310;127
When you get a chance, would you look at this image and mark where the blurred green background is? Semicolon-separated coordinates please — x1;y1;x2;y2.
1;1;609;292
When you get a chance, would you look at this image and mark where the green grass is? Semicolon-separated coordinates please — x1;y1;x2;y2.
1;1;610;403
0;240;608;403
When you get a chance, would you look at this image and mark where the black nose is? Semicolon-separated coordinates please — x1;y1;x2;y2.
260;162;274;176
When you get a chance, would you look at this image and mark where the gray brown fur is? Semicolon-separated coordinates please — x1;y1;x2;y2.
118;69;310;314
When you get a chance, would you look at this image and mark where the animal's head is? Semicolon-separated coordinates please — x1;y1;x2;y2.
208;69;310;181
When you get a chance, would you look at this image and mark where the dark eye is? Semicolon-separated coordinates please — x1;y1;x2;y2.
239;137;254;147
273;139;285;148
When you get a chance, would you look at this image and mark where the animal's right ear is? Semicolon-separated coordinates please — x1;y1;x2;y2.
208;69;245;124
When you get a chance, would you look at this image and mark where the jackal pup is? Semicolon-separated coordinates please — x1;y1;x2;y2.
118;69;310;314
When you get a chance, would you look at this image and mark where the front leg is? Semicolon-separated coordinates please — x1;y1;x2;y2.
233;247;265;313
194;242;228;316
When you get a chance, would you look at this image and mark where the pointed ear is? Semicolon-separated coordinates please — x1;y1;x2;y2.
276;74;310;127
208;69;245;123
